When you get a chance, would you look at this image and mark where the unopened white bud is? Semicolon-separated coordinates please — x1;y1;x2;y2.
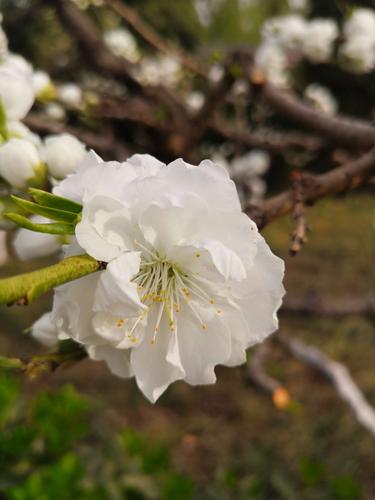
58;83;83;107
43;133;86;178
0;67;35;121
0;138;45;188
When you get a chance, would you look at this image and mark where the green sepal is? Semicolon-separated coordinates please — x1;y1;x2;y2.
3;212;75;235
28;188;82;214
10;195;79;224
27;162;48;189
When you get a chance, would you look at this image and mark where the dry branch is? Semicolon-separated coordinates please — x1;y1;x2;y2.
278;335;375;437
252;79;375;150
247;147;375;228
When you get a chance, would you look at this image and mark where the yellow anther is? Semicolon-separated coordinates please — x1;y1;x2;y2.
210;299;215;304
195;252;201;258
201;324;207;330
216;309;222;315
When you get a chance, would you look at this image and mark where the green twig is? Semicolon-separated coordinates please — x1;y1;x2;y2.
0;254;102;305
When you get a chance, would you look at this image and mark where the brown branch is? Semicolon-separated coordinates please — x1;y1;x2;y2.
251;78;375;150
210;121;326;154
289;171;308;256
278;335;375;437
46;0;142;93
104;0;206;77
24;113;121;156
282;293;375;319
247;147;375;228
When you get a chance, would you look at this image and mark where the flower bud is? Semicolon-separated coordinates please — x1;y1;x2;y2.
13;215;63;260
0;66;35;121
0;138;46;188
57;83;82;108
43;133;86;178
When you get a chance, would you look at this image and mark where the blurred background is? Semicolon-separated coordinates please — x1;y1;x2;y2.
0;0;374;498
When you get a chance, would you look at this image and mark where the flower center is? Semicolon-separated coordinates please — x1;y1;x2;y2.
131;240;218;344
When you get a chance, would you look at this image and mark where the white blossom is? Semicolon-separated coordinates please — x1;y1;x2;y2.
304;83;338;116
104;28;140;63
7;121;41;146
262;15;307;52
43;133;86;178
185;91;204;112
0;25;8;60
0;138;43;188
136;56;181;87
32;70;52;95
208;63;225;83
57;83;83;107
45;103;66;121
302;19;338;63
35;152;285;402
2;53;33;77
0;66;35;121
13;215;63;260
288;0;309;11
254;42;289;87
32;312;68;347
339;35;375;74
343;8;375;41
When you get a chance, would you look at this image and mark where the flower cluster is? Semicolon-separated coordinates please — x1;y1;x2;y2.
255;7;375;87
32;152;285;402
339;9;375;74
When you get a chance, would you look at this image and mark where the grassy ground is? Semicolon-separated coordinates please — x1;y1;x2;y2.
0;193;374;499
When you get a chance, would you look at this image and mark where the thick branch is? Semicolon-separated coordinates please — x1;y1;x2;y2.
247;147;375;228
278;336;375;437
253;81;375;150
0;254;102;306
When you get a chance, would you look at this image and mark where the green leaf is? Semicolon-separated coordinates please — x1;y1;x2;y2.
10;196;79;224
3;213;75;235
28;188;82;214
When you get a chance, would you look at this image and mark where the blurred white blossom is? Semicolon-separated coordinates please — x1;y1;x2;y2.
136;55;181;87
339;36;375;74
302;19;338;63
58;83;83;107
45;102;66;121
262;15;307;52
104;28;140;63
304;83;338;116
254;42;289;87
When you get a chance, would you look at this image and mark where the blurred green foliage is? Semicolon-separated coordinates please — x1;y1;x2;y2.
0;370;364;499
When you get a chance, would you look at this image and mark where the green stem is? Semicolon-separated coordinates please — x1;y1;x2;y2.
0;254;102;305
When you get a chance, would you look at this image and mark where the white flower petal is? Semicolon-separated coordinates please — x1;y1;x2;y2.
93;252;145;317
131;314;185;402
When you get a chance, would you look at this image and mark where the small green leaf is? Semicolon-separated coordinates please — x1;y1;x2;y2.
28;188;82;214
3;213;75;235
11;196;79;223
